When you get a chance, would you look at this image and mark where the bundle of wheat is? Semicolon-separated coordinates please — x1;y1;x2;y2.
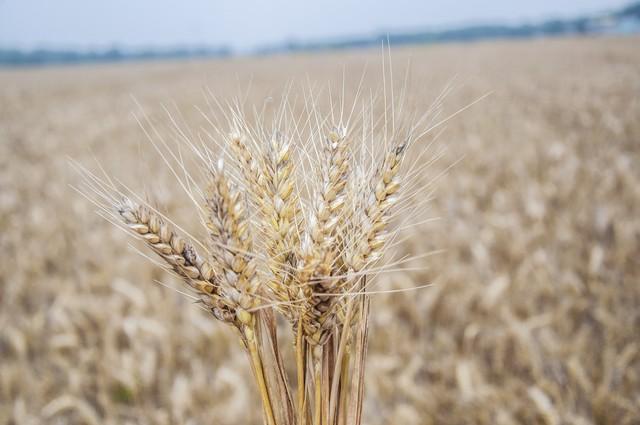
76;73;444;425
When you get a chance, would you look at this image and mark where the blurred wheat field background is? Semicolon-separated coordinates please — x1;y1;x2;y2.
1;36;639;424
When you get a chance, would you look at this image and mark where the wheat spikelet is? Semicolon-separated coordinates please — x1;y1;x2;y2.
229;132;263;196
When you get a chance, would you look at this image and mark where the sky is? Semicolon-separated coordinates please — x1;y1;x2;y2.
0;0;631;51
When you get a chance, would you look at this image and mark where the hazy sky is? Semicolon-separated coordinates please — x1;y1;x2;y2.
0;0;630;51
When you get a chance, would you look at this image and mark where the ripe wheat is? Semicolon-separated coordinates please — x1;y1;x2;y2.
78;76;442;425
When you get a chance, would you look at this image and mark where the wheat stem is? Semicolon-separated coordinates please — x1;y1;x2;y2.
313;361;322;425
246;325;277;425
338;348;350;425
296;319;308;425
329;300;353;423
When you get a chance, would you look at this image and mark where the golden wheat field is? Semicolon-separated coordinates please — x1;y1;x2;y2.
1;35;639;424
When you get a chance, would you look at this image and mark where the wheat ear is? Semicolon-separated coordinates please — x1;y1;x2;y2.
298;127;351;346
347;142;405;274
116;198;235;323
205;159;260;322
258;133;301;321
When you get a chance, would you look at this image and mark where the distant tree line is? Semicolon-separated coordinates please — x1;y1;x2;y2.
0;46;231;67
2;1;638;66
256;1;640;55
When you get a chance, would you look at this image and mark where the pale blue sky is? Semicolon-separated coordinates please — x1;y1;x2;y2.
0;0;630;51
